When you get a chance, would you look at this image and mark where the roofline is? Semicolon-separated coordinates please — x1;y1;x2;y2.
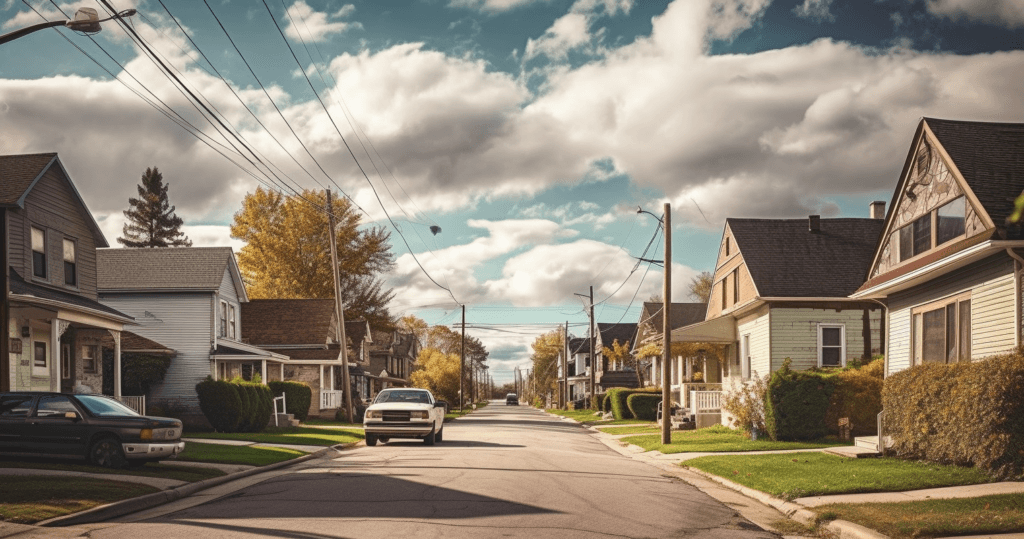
226;252;248;303
759;297;880;302
99;287;219;294
124;349;175;354
27;156;110;248
251;344;329;350
9;293;135;325
210;355;288;363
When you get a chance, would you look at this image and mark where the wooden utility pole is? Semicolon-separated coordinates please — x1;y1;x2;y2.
460;304;466;410
589;285;595;406
562;321;568;409
1;208;9;392
326;190;354;422
661;202;672;444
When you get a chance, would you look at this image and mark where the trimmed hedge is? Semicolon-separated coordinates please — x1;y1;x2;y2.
825;359;883;436
882;348;1024;479
608;387;661;420
602;393;612;413
765;360;837;441
590;392;604;411
626;393;661;421
268;381;313;421
195;378;273;433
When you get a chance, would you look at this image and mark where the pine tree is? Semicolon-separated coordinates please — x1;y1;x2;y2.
118;167;192;248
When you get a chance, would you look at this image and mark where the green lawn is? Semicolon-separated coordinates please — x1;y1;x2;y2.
0;475;158;524
814;493;1024;538
623;425;849;454
185;426;363;446
687;452;991;500
0;457;223;483
176;442;306;466
598;425;662;435
546;409;604;422
301;418;362;428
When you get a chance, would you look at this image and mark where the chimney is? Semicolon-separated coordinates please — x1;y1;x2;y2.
809;215;820;233
870;201;886;220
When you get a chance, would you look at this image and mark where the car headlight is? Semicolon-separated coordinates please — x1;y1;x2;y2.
410;410;429;419
366;410;382;419
141;428;179;440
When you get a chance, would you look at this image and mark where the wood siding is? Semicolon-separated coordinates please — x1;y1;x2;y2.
99;292;213;409
707;255;758;319
217;268;241;341
769;306;882;372
734;305;770;381
887;253;1015;375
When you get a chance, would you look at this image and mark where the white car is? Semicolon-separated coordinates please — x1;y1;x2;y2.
363;388;447;446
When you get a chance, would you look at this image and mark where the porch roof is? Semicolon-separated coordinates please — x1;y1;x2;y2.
9;268;133;323
669;315;736;344
212;341;288;361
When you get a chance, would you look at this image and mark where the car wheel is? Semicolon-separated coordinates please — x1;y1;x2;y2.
379;437;390;443
435;426;443;442
89;436;127;469
366;434;378;447
424;426;436;446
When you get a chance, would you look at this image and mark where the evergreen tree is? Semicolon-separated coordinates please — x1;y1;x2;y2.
118;167;192;248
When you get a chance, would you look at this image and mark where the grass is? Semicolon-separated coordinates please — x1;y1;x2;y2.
185;426;363;446
592;418;657;426
176;442;306;466
0;457;224;483
598;425;662;435
301;418;362;428
0;475;158;524
623;425;850;454
546;408;604;422
686;451;991;500
445;402;488;421
813;493;1024;538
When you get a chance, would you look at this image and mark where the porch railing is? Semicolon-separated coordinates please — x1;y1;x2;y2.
320;390;343;410
116;395;146;416
681;383;722;409
689;390;722;413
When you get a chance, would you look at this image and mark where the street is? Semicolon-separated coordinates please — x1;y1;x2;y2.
76;405;778;539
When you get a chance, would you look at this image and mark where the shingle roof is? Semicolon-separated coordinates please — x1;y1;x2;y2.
598;323;638;347
97;247;235;291
568;337;590;355
925;118;1024;226
9;268;132;320
345;320;370;347
639;302;707;330
122;331;174;353
728;218;884;298
241;299;336;346
0;153;56;206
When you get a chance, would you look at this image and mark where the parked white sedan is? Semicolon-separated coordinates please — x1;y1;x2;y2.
363;388;447;446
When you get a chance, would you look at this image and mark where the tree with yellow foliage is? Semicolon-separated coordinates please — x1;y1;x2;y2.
530;328;564;399
410;348;461;404
603;339;644;386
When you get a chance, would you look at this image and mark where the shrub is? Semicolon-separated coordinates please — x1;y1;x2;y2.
237;383;258;432
249;383;273;430
590;392;603;411
764;359;837;441
627;393;661;421
608;387;661;420
882;348;1024;479
195;378;242;432
722;372;768;434
268;381;312;421
825;359;883;436
602;393;612;413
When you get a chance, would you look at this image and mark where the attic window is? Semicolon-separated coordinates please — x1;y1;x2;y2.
937;197;966;246
898;196;966;262
725;237;730;256
63;239;76;286
32;227;46;279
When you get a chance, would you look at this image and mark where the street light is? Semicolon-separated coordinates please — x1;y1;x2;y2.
0;7;137;45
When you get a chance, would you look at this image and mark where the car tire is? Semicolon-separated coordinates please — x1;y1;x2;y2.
379;437;390;443
89;436;127;469
424;426;436;446
435;426;443;442
365;434;378;447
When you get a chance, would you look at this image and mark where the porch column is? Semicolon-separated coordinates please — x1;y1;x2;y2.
280;363;284;380
261;360;267;385
329;364;335;391
212;360;218;381
108;330;121;397
319;365;324;391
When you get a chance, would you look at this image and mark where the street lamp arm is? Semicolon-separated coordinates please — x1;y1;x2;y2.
0;8;136;45
0;20;65;45
636;206;665;224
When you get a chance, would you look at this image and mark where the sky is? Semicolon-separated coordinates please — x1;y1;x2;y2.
3;0;1024;384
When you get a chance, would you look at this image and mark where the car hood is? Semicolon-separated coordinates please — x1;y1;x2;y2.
366;402;433;412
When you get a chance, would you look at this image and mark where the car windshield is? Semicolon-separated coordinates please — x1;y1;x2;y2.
374;390;431;404
75;395;140;417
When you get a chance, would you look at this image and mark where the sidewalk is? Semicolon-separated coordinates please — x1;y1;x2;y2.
794;481;1024;507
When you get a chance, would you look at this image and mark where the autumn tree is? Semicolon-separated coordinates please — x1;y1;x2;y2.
231;187;395;330
688;271;713;303
118;167;192;248
410;348;461;404
530;328;564;401
402;314;489;405
603;339;645;387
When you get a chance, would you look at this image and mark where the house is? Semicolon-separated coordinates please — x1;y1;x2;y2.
241;298;373;417
633;302;707;404
96;247;286;423
852;118;1024;375
1;153;140;409
367;329;419;396
559;336;591;405
594;322;639;390
672;212;886;423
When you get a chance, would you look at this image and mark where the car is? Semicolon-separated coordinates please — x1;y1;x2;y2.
506;393;518;406
362;388;446;446
0;392;184;468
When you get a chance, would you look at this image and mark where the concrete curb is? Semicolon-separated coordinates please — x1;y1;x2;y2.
38;442;358;527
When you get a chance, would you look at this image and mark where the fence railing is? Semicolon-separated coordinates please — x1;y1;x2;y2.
689;390;722;413
115;395;146;416
321;390;343;410
681;383;722;409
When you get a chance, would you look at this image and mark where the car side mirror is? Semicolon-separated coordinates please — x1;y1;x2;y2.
64;412;79;420
434;400;447;408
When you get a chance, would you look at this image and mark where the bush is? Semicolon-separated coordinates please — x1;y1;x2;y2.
249;383;273;430
882;348;1024;479
590;392;603;411
268;381;313;421
608;387;661;420
825;359;883;436
602;393;612;413
626;393;661;421
764;359;837;441
195;378;243;432
722;372;768;434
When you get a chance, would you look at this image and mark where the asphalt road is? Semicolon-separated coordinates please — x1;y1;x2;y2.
88;404;780;539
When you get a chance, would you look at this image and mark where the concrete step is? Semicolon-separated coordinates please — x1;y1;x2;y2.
824;445;881;458
268;413;298;428
854;435;892;450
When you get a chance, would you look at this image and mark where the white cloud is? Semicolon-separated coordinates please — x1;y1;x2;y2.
923;0;1024;28
793;0;836;23
447;0;553;13
283;0;358;43
523;0;633;62
518;201;619;229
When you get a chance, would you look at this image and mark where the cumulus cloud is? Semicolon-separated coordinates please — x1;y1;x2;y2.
283;0;359;42
793;0;836;22
518;201;620;229
922;0;1024;28
447;0;552;13
523;0;633;61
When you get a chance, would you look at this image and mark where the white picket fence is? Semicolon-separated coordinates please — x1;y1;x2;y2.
115;395;146;415
321;390;343;410
689;390;722;413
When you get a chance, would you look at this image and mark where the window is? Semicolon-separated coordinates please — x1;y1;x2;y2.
31;227;46;278
82;345;98;374
220;301;228;338
732;268;739;305
912;294;971;365
0;395;35;417
33;341;47;368
741;334;751;381
61;344;71;379
228;304;236;339
937;197;966;246
898;196;967;262
34;395;78;417
725;237;730;256
63;239;76;286
818;325;845;368
720;276;728;310
899;214;932;261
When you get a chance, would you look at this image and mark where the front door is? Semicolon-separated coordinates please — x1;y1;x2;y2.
27;395;89;457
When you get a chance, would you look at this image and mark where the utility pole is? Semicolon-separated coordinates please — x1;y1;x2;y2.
589;285;596;406
326;190;354;422
562;321;568;409
1;208;9;392
460;304;466;411
661;202;672;444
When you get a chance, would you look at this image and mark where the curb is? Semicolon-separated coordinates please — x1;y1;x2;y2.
38;442;357;527
683;466;889;539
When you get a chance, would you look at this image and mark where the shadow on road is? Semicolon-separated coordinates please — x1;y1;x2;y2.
160;520;351;539
379;440;525;448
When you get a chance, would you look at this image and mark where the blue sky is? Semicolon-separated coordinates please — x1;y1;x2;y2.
3;0;1024;383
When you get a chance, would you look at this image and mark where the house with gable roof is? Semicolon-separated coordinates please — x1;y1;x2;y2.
633;301;707;406
367;329;419;396
559;336;591;405
852;118;1024;375
593;322;640;390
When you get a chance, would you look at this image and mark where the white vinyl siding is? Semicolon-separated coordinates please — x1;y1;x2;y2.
887;253;1015;376
735;307;770;381
770;307;881;371
217;268;240;342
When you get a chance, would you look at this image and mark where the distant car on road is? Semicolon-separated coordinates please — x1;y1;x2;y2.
363;388;446;446
0;392;184;468
506;393;518;406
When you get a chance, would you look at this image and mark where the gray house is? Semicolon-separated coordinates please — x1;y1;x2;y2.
97;247;284;420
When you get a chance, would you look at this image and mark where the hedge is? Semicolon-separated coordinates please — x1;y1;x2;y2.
195;378;273;433
608;387;661;420
825;359;883;436
765;360;837;441
590;392;604;411
602;393;612;413
882;348;1024;479
268;381;312;421
626;393;661;421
